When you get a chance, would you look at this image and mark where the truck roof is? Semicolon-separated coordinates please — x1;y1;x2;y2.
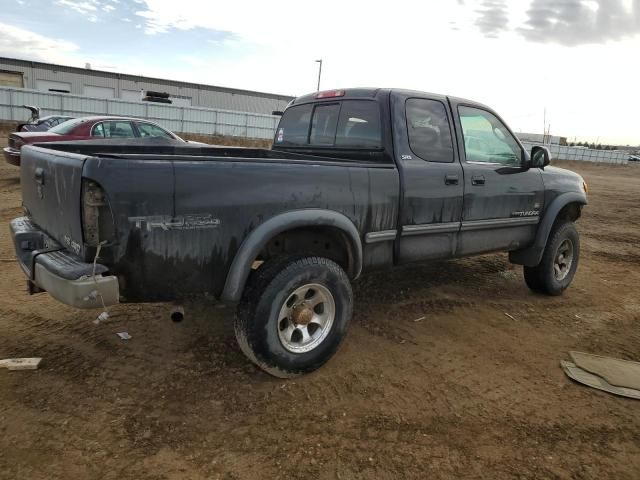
290;87;491;111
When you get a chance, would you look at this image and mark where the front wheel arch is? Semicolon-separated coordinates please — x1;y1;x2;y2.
510;193;586;267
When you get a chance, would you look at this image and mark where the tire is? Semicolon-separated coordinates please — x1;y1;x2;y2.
523;221;580;296
235;256;353;378
523;265;545;293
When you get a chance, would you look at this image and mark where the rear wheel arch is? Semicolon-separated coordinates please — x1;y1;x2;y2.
221;210;362;303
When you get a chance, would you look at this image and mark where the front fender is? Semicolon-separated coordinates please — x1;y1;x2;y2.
221;209;363;303
510;192;587;267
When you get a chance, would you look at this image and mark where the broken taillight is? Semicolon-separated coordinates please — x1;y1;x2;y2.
81;179;115;247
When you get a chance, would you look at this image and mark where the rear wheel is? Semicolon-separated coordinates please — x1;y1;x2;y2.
523;221;580;296
235;256;353;378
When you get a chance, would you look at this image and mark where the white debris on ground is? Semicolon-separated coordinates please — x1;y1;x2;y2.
0;357;42;370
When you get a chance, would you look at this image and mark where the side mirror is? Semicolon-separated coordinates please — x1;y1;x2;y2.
530;145;551;169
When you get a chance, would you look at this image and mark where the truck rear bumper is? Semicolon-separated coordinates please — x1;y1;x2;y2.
10;216;119;309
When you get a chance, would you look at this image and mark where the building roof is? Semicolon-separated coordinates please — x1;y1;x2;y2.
0;56;294;102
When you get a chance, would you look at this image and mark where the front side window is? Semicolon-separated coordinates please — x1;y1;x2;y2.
137;122;173;139
406;98;454;162
458;106;521;165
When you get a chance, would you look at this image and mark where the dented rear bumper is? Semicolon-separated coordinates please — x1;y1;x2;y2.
10;217;119;309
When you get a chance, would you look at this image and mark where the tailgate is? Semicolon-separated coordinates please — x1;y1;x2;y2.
20;145;86;259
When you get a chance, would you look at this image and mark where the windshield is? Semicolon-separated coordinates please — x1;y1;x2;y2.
49;118;87;135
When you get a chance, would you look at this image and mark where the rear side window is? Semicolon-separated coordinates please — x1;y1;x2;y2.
96;121;136;138
275;100;382;149
406;98;454;163
137;122;173;139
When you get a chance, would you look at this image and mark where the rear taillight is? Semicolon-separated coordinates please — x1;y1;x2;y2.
82;179;115;247
9;136;24;150
315;90;345;99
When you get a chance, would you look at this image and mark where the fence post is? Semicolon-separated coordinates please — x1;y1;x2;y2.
9;89;14;120
181;106;185;134
245;113;249;138
60;94;64;115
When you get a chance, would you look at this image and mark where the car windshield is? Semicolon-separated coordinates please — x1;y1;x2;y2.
49;118;86;135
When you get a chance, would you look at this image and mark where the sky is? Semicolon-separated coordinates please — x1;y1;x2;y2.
1;0;639;145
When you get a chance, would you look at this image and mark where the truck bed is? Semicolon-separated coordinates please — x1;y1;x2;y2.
37;139;391;166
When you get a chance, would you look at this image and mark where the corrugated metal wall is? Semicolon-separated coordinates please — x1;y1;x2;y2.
0;57;292;114
0;87;279;139
521;141;628;165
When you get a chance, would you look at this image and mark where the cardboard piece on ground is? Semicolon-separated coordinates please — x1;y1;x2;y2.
561;360;640;400
569;351;640;390
0;357;42;370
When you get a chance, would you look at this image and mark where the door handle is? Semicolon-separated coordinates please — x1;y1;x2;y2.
444;175;459;185
471;175;485;186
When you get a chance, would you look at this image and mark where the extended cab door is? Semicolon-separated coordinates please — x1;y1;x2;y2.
450;100;544;255
391;92;464;263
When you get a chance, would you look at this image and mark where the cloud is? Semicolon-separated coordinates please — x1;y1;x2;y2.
55;0;98;14
519;0;640;45
0;22;79;64
474;0;510;37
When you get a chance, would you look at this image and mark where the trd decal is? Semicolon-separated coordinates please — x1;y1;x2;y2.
129;215;221;231
63;235;82;254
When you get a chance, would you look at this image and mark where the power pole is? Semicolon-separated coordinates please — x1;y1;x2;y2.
315;59;323;92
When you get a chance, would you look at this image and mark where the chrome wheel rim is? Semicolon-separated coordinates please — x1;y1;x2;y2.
277;283;336;353
554;239;574;281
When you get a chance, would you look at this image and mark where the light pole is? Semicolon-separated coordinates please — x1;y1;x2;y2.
315;59;322;91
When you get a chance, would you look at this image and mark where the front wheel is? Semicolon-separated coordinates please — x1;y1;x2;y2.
235;256;353;378
523;221;580;296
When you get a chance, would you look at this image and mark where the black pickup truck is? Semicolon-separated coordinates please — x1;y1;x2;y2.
10;88;588;377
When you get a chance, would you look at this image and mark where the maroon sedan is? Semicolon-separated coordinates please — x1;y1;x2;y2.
4;116;183;166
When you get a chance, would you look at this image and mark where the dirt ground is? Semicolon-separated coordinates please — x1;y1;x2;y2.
0;151;639;479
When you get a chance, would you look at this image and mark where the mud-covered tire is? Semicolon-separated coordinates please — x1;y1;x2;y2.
235;256;353;378
523;265;545;293
523;221;580;296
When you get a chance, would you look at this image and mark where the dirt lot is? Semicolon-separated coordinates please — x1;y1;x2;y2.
0;151;639;479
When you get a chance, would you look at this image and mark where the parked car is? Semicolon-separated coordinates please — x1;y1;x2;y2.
18;115;76;132
3;116;184;166
10;88;588;377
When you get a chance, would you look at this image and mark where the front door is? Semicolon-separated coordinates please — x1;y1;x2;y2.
392;92;464;263
451;102;544;256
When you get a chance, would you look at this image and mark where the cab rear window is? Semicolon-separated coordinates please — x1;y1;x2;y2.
275;100;381;149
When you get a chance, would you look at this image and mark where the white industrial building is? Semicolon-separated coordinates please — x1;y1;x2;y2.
0;57;293;114
516;132;566;145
